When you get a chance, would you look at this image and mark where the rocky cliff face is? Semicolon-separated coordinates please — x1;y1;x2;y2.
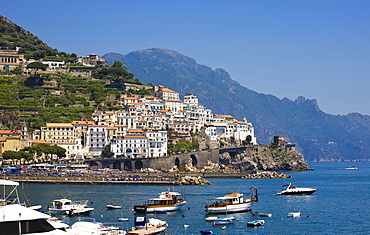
220;146;311;172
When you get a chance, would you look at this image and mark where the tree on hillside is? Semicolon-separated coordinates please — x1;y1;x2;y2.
92;60;139;89
26;62;48;75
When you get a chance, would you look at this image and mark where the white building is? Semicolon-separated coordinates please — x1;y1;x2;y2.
86;125;108;156
155;85;180;101
147;131;167;157
111;134;148;158
183;94;199;110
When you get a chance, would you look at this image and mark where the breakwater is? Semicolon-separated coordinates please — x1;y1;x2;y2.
6;170;291;185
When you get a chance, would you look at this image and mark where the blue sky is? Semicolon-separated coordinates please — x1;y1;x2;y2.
2;0;370;115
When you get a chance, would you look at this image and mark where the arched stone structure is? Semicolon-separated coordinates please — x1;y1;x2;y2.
124;160;133;171
113;160;121;170
175;157;180;168
135;160;143;170
190;154;197;167
89;161;101;170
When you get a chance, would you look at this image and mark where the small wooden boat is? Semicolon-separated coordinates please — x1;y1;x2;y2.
288;211;301;217
259;213;272;217
247;219;265;226
106;205;122;209
128;216;167;235
205;216;218;222
200;229;213;234
213;218;234;225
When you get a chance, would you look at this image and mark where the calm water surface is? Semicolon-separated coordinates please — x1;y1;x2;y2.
18;162;370;234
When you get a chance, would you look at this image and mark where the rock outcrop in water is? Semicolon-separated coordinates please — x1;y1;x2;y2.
177;176;212;185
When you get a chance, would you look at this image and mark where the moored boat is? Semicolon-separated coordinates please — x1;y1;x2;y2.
107;205;122;209
247;219;265;226
48;198;94;216
277;183;317;195
127;216;167;235
200;229;213;234
133;190;186;213
66;219;127;235
259;213;272;217
0;204;68;234
204;187;258;214
212;216;236;225
288;211;301;217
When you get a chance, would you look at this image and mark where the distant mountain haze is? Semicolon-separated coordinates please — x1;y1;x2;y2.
104;48;370;162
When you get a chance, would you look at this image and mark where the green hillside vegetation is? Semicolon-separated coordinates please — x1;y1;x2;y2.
0;61;150;130
0;15;76;61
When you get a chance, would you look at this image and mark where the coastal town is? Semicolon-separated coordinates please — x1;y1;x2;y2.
0;48;257;168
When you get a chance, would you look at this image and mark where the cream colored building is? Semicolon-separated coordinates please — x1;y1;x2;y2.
0;130;22;155
40;123;79;158
0;49;25;72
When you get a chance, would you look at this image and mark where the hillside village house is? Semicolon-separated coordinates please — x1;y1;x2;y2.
0;48;25;72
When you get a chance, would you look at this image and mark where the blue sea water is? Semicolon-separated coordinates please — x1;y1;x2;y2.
17;162;370;234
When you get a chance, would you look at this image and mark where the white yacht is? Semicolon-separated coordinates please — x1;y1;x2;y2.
277;183;317;195
66;220;126;235
0;203;68;234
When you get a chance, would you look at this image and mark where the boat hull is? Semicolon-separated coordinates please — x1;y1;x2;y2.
134;202;186;213
278;189;316;195
205;203;251;214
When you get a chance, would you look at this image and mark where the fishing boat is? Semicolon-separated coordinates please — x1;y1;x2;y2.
204;188;258;214
107;205;122;209
277;183;317;195
127;216;167;235
247;219;265;226
48;198;94;216
133;190;186;213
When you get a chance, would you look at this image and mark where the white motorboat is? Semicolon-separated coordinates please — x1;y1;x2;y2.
127;217;167;235
345;166;357;170
277;183;317;195
204;188;258;214
48;198;94;216
247;219;265;226
133;190;186;213
67;220;126;235
288;211;301;217
107;204;122;209
0;204;68;234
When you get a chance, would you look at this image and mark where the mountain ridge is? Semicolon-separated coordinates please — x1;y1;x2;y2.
104;48;370;162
